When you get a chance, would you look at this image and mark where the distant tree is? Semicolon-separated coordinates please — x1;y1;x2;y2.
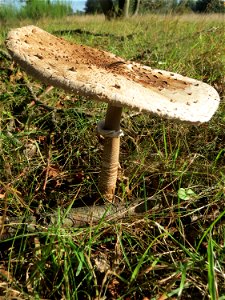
173;0;195;13
139;0;195;14
133;0;141;15
140;0;175;13
98;0;116;19
206;0;225;12
120;0;130;17
195;0;225;12
99;0;141;19
85;0;102;14
195;0;211;11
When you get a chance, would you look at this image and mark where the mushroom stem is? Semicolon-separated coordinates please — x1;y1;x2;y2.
98;105;123;201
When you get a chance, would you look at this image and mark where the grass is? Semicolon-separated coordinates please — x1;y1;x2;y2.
0;0;72;24
0;12;225;299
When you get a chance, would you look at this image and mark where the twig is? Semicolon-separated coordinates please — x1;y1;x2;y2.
0;196;159;241
25;83;55;112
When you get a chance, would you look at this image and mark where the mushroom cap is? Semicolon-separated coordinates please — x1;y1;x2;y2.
6;25;220;123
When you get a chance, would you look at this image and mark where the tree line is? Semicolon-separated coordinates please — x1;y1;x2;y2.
85;0;225;18
1;0;224;23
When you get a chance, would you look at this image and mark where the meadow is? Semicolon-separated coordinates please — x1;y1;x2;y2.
0;12;225;299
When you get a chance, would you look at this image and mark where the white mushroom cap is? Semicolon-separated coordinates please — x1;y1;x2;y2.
6;25;220;123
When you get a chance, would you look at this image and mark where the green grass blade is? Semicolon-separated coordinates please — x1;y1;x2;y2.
178;263;187;298
207;231;217;300
130;233;166;283
197;209;225;252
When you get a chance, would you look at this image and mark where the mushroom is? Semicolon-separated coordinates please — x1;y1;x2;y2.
6;26;220;201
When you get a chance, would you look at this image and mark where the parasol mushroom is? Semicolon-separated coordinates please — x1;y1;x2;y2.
6;25;220;201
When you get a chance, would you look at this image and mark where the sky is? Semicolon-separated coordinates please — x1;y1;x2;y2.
0;0;86;12
70;0;86;12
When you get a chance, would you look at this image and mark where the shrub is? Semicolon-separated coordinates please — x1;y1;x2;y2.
0;4;18;25
18;0;73;20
